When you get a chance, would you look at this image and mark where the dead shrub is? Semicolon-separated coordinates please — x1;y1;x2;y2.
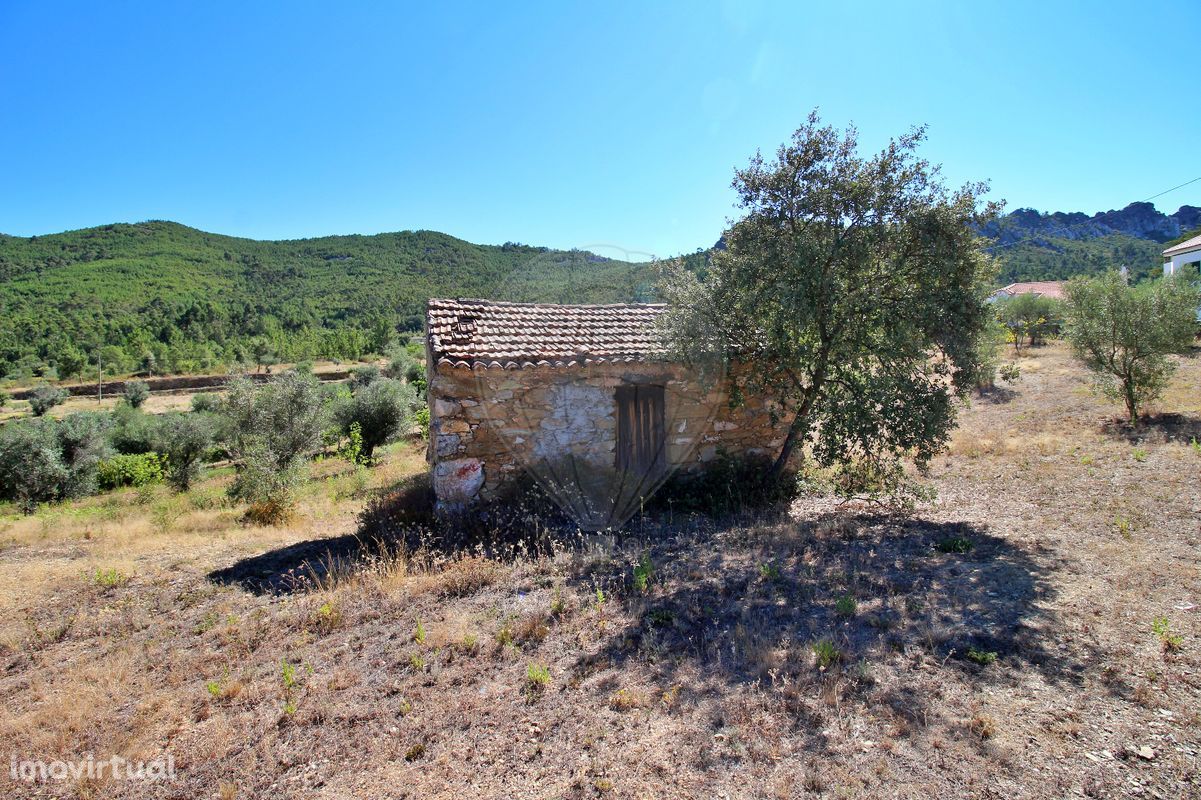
608;688;650;711
513;611;551;645
431;555;500;598
967;713;997;740
243;498;293;526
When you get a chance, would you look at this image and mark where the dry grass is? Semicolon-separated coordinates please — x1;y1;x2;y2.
1;341;1199;798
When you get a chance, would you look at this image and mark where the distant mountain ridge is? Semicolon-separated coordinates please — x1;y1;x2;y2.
981;202;1201;245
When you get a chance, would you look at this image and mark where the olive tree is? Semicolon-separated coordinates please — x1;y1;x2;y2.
122;379;150;409
0;414;110;513
1065;271;1198;422
29;385;68;416
335;377;418;461
221;372;328;521
661;112;996;490
995;293;1061;353
156;412;216;491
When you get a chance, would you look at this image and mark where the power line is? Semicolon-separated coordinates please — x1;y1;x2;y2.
983;174;1201;253
1139;175;1201;203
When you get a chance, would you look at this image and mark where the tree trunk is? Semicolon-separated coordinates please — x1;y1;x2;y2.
770;415;805;478
1124;378;1139;423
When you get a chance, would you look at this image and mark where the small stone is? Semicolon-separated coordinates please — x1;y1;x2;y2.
1136;745;1155;760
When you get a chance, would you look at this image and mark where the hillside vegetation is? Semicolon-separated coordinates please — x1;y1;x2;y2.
2;207;1197;383
0;222;655;382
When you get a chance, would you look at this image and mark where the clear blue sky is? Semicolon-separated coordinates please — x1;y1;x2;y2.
1;1;1197;258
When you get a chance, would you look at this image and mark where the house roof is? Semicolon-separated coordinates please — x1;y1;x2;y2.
993;281;1067;300
1163;233;1201;258
426;298;668;369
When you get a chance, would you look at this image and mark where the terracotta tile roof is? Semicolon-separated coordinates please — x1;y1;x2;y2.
993;281;1067;300
426;298;668;369
1164;233;1201;257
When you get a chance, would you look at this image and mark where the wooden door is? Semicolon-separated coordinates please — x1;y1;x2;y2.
615;384;665;473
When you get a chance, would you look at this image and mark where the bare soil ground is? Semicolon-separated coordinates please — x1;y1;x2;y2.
0;341;1198;799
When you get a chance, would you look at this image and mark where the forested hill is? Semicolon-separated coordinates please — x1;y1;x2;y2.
3;202;1198;383
0;221;658;381
981;202;1201;284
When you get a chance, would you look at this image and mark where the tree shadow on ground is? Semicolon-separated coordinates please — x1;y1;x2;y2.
1101;413;1201;445
207;472;579;595
207;530;404;595
570;509;1106;747
975;385;1019;404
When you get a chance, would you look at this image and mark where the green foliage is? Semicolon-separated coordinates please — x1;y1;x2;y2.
824;457;936;510
350;364;381;389
413;406;430;438
108;404;159;454
525;662;551;699
1065;271;1199;421
91;567;130;589
385;341;428;393
223;372;328;520
994;293;1063;352
0;416;111;511
28;385;68;416
812;639;840;669
835;595;857;617
0;221;654;381
998;362;1022;383
334;377;418;460
0;389;8;408
632;553;654;594
1152;616;1184;653
661;112;995;483
122;380;150;409
935;536;974;554
156;412;216;491
190;392;220;413
97;452;166;490
974;320;1009;391
990;232;1164;285
339;421;367;465
965;646;998;665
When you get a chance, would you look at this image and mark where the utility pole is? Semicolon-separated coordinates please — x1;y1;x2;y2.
97;349;103;404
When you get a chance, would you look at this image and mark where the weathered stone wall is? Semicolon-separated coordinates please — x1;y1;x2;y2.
428;361;792;506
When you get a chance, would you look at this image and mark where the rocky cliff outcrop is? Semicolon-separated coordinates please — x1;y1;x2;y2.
980;202;1201;244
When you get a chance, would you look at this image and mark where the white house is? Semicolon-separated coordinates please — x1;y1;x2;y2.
1163;233;1201;277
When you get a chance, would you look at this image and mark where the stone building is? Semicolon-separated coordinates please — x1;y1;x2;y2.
425;298;792;527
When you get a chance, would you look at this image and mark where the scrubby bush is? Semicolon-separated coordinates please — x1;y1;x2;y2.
191;393;220;413
122;380;150;409
54;413;113;499
108;403;159;454
97;452;166;490
223;372;328;521
385;343;427;393
28;385;68;416
414;406;430;438
156;413;216;491
334;377;418;461
350;364;382;389
0;390;9;409
0;415;111;512
973;320;1009;392
0;421;69;512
